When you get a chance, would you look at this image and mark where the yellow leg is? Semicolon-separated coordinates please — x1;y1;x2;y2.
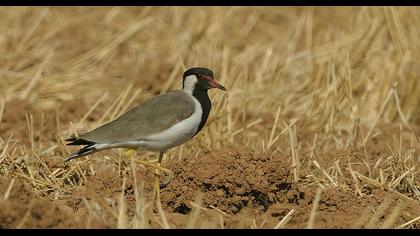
126;150;173;185
124;149;173;207
154;152;164;204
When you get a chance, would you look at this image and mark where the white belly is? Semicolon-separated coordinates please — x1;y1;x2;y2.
137;95;202;151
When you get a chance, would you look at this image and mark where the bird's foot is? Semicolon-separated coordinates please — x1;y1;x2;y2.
161;169;173;186
151;169;173;213
124;150;173;210
133;159;173;186
154;169;173;187
125;150;173;186
153;174;161;213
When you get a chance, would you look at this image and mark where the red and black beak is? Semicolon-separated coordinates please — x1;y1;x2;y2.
209;79;227;91
203;75;227;91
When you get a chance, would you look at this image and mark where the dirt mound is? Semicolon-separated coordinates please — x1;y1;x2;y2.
157;146;420;228
1;144;419;228
161;146;293;214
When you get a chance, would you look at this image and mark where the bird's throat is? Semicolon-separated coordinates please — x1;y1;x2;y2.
192;89;211;136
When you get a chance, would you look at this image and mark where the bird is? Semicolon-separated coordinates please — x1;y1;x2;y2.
64;67;227;202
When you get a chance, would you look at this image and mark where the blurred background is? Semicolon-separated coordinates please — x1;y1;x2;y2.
1;7;419;141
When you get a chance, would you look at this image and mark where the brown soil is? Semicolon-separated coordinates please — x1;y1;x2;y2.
158;145;420;228
161;147;293;214
1;142;419;228
0;100;419;228
0;177;108;228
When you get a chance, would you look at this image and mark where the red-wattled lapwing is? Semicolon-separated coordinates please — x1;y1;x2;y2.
64;67;226;202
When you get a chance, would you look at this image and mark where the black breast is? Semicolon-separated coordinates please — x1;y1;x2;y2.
192;90;211;137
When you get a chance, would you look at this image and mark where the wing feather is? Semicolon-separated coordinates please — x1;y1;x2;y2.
80;91;195;143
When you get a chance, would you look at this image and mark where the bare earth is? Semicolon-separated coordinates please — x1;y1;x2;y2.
0;100;419;228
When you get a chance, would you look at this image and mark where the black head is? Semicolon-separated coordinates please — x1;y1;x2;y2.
182;67;227;92
183;67;214;80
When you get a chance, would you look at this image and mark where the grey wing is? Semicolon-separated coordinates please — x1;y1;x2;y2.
80;91;195;143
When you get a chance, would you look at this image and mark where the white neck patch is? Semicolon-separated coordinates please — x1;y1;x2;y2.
182;75;198;95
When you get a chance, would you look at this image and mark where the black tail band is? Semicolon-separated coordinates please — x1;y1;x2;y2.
64;137;97;162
